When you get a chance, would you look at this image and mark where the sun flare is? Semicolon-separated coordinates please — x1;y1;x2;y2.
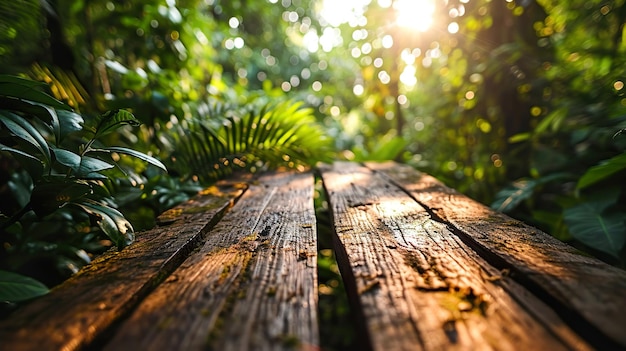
394;0;436;32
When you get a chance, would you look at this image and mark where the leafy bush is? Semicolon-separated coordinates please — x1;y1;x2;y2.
492;94;626;264
0;75;166;302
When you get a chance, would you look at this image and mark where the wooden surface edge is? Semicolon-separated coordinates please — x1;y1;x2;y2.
0;180;248;351
103;170;319;351
319;162;594;351
364;160;626;349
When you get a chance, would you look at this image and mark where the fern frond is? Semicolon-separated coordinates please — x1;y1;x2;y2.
170;99;332;182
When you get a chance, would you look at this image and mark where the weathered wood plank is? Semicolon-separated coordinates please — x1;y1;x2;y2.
365;161;626;349
319;162;592;351
104;171;318;351
0;181;246;351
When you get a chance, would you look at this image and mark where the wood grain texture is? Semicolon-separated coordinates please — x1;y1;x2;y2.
365;161;626;349
319;162;592;351
104;171;318;351
0;181;246;351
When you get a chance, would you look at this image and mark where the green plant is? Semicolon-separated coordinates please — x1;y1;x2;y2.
493;106;626;263
0;75;166;301
168;98;333;182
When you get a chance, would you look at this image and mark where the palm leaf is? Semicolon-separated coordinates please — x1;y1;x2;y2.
170;99;331;182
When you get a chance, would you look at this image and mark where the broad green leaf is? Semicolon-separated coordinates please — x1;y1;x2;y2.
577;153;626;190
98;146;168;172
0;79;70;111
0;97;61;142
564;202;626;258
53;148;82;171
74;201;134;249
93;110;141;139
52;149;113;178
0;270;49;302
77;156;115;177
0;110;51;164
57;109;84;138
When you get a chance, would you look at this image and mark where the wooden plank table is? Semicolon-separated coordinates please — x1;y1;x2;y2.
0;162;624;351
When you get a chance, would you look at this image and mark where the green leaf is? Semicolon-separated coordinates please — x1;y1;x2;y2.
0;270;49;302
0;77;70;111
52;149;114;178
508;132;531;143
56;109;84;139
491;179;537;212
100;146;167;172
564;202;626;258
577;153;626;190
53;148;82;171
536;107;567;134
359;136;407;161
0;110;52;164
0;75;47;88
0;97;62;143
77;156;115;177
74;201;134;249
93;110;141;139
492;173;571;212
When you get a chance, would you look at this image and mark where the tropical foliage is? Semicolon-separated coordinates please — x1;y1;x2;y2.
0;0;332;306
1;0;625;311
0;75;168;301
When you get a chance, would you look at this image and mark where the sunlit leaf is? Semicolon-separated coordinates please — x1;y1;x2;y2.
0;76;70;111
508;132;530;143
170;99;332;181
74;200;134;249
577;153;626;190
104;60;129;74
492;173;571;212
0;75;47;88
98;146;168;172
491;179;537;213
359;137;407;161
0;270;49;302
93;109;141;139
536;107;567;134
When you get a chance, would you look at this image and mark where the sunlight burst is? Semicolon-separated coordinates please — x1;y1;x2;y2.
394;0;436;32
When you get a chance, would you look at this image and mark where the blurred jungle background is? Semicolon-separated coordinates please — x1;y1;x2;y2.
1;1;625;344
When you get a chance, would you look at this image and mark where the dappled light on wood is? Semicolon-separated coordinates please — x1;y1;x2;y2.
104;172;319;350
319;162;618;350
